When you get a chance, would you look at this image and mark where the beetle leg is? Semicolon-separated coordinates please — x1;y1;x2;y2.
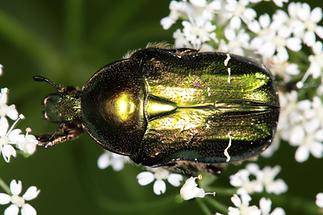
163;161;226;176
36;123;83;148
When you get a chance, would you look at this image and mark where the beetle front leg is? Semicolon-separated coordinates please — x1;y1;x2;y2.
36;123;83;148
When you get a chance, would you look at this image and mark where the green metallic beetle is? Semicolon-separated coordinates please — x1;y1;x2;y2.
34;46;279;175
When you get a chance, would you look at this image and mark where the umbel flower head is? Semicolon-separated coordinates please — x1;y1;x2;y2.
0;180;40;215
0;87;38;163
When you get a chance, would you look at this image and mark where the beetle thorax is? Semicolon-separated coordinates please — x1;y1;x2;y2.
57;95;81;122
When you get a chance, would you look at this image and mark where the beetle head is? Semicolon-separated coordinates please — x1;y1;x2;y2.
33;75;81;123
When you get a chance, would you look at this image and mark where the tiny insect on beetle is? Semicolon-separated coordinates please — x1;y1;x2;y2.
34;45;279;175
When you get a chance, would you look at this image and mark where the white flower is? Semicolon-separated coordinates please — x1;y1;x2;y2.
0;115;24;162
259;198;285;215
0;114;38;162
97;151;129;171
160;0;220;30
219;28;250;55
250;11;302;62
161;0;220;48
281;96;323;162
228;191;261;215
230;168;263;194
0;64;3;76
0;179;40;215
316;193;323;208
230;164;287;195
137;167;183;195
287;2;323;47
16;128;38;155
224;0;257;29
0;88;18;122
180;176;215;200
255;165;288;195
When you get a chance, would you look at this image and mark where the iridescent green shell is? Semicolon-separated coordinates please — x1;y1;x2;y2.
81;48;279;167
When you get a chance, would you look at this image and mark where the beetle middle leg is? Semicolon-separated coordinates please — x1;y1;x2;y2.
36;122;83;148
164;161;226;176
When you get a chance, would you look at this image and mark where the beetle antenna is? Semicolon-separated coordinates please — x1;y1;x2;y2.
33;75;61;92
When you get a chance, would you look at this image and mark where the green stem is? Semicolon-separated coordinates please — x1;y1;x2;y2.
0;10;62;74
196;199;213;215
206;187;236;196
0;178;10;193
205;197;228;214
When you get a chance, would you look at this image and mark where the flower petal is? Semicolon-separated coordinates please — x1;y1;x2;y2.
21;204;37;215
0;193;11;205
10;180;22;195
6;105;18;120
97;152;110;169
2;145;17;163
153;180;166;195
295;146;309;162
4;204;19;215
259;198;271;214
0;117;9;137
137;171;154;186
111;159;125;171
271;207;286;215
22;186;40;201
167;174;183;187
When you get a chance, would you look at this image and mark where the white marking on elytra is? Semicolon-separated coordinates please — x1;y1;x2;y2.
224;54;232;84
207;87;211;96
224;53;231;66
227;68;231;84
224;132;232;162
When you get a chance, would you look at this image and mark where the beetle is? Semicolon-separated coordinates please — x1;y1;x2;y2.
34;46;279;175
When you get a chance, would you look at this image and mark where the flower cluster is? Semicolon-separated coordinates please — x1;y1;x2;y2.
161;0;323;163
0;179;40;215
0;88;38;163
230;164;287;195
227;191;285;215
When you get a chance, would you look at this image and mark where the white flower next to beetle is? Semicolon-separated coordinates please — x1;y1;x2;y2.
97;150;129;171
228;190;261;215
0;87;38;162
259;198;285;215
281;95;323;162
230;164;287;195
0;114;24;162
316;193;323;208
0;179;40;215
180;176;215;200
224;0;257;29
161;0;220;48
137;167;183;195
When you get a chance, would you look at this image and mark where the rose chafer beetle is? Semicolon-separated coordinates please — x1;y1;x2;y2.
34;46;279;175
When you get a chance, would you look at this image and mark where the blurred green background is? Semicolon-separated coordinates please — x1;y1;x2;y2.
0;0;322;215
